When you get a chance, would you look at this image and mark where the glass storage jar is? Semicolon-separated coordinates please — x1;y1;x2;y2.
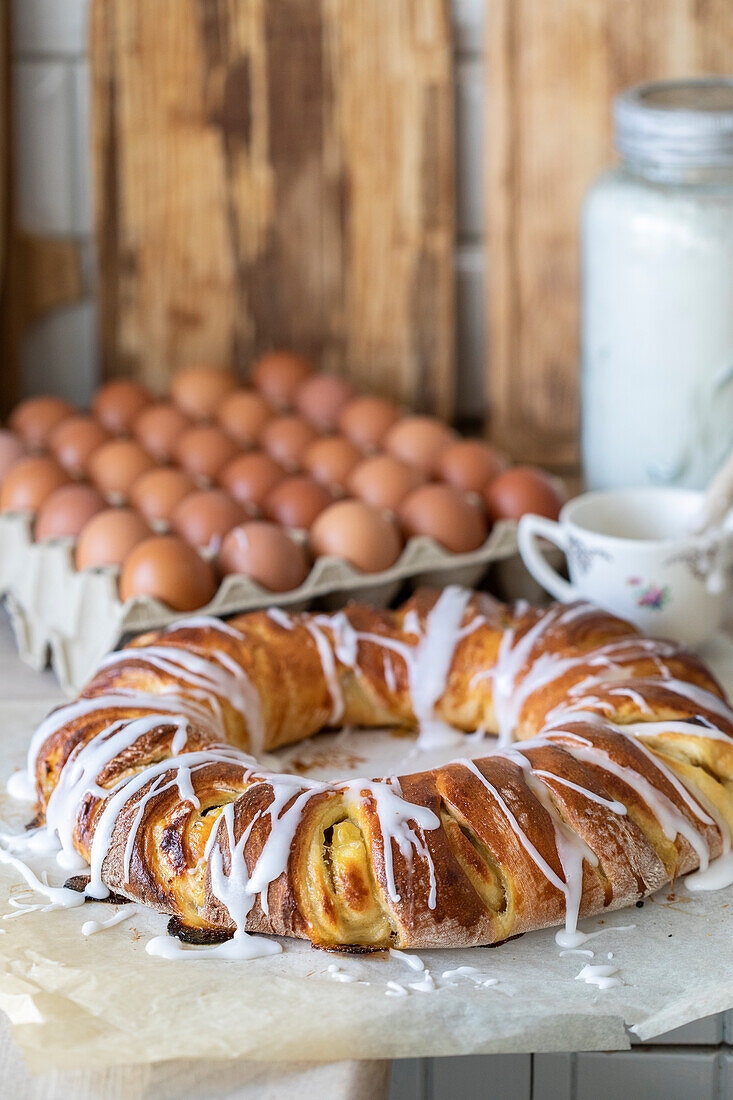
581;79;733;490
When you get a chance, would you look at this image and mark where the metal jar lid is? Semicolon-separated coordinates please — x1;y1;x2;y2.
614;78;733;166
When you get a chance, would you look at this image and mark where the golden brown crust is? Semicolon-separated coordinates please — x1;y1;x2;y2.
27;592;733;950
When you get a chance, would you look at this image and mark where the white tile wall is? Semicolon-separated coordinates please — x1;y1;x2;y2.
71;59;92;234
451;0;485;55
11;0;89;57
455;58;484;241
22;300;98;407
456;245;485;418
13;60;78;234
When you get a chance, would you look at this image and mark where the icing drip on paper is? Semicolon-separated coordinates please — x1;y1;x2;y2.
555;924;635;950
686;851;733;891
390;948;425;971
575;963;620;990
82;906;136;936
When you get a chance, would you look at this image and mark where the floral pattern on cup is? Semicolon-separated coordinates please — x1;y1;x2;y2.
664;545;721;583
566;535;612;576
627;576;671;610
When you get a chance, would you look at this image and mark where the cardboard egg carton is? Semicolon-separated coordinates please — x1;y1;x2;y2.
0;512;520;695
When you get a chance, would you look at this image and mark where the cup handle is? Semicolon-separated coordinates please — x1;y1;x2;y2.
517;514;578;602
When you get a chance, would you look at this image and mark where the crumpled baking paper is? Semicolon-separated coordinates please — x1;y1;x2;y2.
1;631;733;1071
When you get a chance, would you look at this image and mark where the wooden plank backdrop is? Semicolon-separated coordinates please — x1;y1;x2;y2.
486;0;733;469
91;0;455;416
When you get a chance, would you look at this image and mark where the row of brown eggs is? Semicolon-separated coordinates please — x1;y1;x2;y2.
0;356;565;609
2;356;565;511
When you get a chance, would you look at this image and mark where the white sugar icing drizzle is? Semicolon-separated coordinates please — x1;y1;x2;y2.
457;757;571;897
497;747;600;940
481;602;601;744
531;770;627;815
98;645;265;753
383;653;398;694
409;971;436;992
82;905;136;936
389;948;425;971
304;620;345;724
458;746;605;941
686;850;733;891
267;608;295;630
555;923;635;950
544;724;713;871
0;846;85;912
476;616;682;744
162;617;245;640
86;746;255;899
323;586;473;749
575;963;620;990
341;777;440;908
326;964;358;983
25;690;221;787
41;713;193;871
441;965;481;979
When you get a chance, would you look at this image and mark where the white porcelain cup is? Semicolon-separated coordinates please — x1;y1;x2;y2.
518;487;732;646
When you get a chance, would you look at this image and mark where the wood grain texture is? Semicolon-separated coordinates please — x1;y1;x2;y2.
486;0;733;468
91;0;455;415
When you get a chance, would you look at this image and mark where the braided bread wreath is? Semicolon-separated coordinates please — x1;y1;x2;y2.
13;586;733;959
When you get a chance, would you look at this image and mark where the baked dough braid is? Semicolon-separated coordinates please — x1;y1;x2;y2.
22;588;733;952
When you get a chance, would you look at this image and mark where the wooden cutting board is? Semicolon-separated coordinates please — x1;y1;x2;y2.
91;0;455;416
486;0;733;469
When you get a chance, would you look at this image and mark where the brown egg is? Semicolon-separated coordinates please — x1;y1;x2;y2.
303;436;361;490
384;416;454;474
119;535;218;611
261;415;319;470
0;431;26;483
171;489;246;552
347;455;426;513
92;379;151;435
219;522;310;591
88;439;156;501
338;395;400;452
174;425;239;483
295;374;355;431
129;467;196;526
398;484;488;553
251;350;313;409
483;466;565;523
216;389;272;448
34;484;106;542
75;507;151;570
171;366;237;420
437;440;508;494
9;395;75;449
133;402;192;463
310;500;403;573
48;414;110;477
219;452;287;512
0;456;71;514
264;476;333;529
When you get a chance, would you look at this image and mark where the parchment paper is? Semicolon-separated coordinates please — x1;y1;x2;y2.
1;621;733;1072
